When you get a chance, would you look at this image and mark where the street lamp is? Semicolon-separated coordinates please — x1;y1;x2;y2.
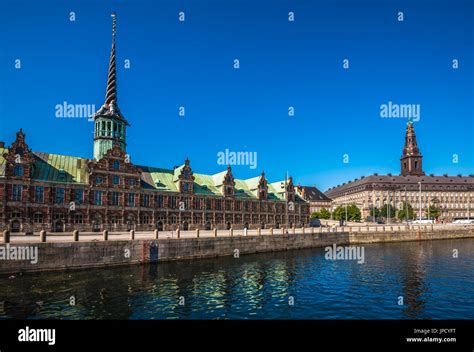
387;191;390;225
404;186;408;224
418;181;422;221
345;192;348;225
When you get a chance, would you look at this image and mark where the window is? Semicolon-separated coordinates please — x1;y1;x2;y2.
55;188;65;204
75;189;84;204
112;192;119;206
95;176;103;184
157;195;164;208
127;179;136;186
94;190;103;206
74;214;83;224
141;215;150;224
33;213;44;224
143;194;150;207
170;196;177;209
113;160;120;170
34;186;44;203
127;193;135;207
113;175;120;185
14;165;24;177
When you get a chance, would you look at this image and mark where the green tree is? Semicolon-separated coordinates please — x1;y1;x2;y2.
397;201;414;221
319;208;331;220
379;204;396;219
426;198;441;219
311;211;320;219
333;204;361;221
332;206;345;220
368;206;380;221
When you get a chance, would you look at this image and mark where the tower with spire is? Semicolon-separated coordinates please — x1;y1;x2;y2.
400;119;424;176
93;13;129;161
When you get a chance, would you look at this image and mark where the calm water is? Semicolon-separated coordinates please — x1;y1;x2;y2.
1;239;474;319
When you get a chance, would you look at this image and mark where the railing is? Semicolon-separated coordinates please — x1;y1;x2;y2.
1;223;473;244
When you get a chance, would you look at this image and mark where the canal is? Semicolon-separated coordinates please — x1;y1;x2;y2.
1;238;473;319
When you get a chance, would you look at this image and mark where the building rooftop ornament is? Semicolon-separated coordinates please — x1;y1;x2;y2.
93;13;128;124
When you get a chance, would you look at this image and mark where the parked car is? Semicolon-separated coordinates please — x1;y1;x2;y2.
310;218;322;227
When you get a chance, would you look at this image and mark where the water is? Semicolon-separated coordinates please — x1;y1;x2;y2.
1;238;473;319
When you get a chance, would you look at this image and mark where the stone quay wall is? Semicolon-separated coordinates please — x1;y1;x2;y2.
0;226;473;275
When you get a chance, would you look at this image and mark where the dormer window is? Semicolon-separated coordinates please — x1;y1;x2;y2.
58;169;66;180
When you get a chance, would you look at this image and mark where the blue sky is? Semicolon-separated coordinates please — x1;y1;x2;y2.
0;0;473;191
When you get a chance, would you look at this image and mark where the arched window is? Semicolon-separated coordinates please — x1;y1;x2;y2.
113;160;120;170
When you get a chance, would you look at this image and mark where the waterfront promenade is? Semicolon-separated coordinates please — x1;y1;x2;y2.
2;223;472;244
1;224;473;275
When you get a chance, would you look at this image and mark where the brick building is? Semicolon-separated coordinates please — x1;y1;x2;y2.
0;15;309;233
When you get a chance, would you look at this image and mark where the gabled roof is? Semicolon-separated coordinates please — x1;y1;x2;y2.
298;186;332;202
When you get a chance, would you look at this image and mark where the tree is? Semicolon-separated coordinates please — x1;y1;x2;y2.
333;204;361;221
311;211;320;219
368;206;381;221
319;208;331;219
379;204;396;219
332;206;345;220
426;198;441;220
347;204;361;221
397;201;414;221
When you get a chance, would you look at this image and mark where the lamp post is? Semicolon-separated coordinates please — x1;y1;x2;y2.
387;191;390;225
372;184;376;223
404;186;408;224
345;192;348;225
418;181;422;221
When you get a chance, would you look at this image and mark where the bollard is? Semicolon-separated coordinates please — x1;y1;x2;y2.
269;227;273;235
257;227;261;236
229;228;233;237
154;229;159;239
102;230;108;241
130;229;135;240
3;230;10;244
40;230;47;242
176;227;180;239
213;228;218;237
196;228;200;238
73;230;79;242
281;227;285;235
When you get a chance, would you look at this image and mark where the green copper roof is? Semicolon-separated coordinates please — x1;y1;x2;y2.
0;147;6;177
0;147;300;201
33;152;89;184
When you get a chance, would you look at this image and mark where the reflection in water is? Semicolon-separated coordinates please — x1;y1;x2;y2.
1;238;474;319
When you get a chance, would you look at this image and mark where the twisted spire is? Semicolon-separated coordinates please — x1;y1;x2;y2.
105;13;117;108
